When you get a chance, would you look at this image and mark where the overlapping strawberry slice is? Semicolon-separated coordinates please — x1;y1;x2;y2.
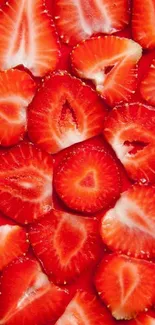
123;311;155;325
101;185;155;259
95;254;155;320
0;0;60;76
103;103;155;183
55;291;115;325
54;0;130;46
71;36;142;106
140;58;155;106
0;69;36;146
0;256;69;325
132;0;155;49
0;212;29;270
28;72;107;154
29;209;101;284
0;142;53;224
54;144;121;213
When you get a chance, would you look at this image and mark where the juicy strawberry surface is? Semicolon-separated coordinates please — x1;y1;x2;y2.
0;69;36;146
122;311;155;325
55;291;115;325
132;0;155;50
28;72;107;154
0;142;53;224
29;209;102;284
71;36;142;106
0;212;29;270
0;256;69;325
140;58;155;106
101;185;155;259
103;103;155;183
0;0;60;77
54;0;130;46
95;254;155;320
54;144;121;213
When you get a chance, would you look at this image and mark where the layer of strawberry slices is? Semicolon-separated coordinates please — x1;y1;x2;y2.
0;0;154;325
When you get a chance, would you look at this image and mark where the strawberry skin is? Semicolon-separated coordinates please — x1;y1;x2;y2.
0;0;60;77
54;0;130;46
28;72;107;154
0;69;36;147
55;291;116;325
140;58;155;106
71;36;142;106
54;144;121;213
0;212;29;270
29;209;101;284
103;103;155;183
132;0;155;49
0;256;69;325
101;185;155;259
0;142;53;224
95;254;155;320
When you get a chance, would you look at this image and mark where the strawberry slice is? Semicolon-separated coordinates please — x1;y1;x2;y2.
29;209;101;284
123;311;155;325
28;72;107;154
0;212;29;270
95;254;155;320
71;36;142;106
103;103;155;183
0;0;60;77
0;142;53;225
140;58;155;105
54;144;121;213
54;0;130;46
0;256;68;325
55;291;115;325
101;185;155;259
132;0;155;49
0;69;36;147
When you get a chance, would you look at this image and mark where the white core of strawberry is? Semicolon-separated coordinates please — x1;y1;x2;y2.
0;225;19;243
58;129;86;150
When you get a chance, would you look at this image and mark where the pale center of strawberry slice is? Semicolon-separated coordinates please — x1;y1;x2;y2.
124;140;149;156
79;171;96;188
59;101;78;132
0;225;17;244
54;215;86;264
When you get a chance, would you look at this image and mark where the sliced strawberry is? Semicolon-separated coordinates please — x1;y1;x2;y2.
0;69;36;147
71;36;142;106
55;291;115;325
0;0;60;77
54;144;121;213
0;142;53;225
0;212;29;270
140;58;155;105
0;256;68;325
132;0;155;49
123;311;155;325
95;254;155;320
103;103;155;183
101;185;155;259
29;209;101;284
28;72;107;154
54;0;130;46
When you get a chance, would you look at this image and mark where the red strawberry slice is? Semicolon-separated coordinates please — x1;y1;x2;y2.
0;212;29;270
0;69;36;147
54;144;121;213
123;311;155;325
29;209;101;284
140;58;155;105
0;142;53;225
71;36;142;106
54;0;130;46
28;72;107;154
103;103;155;183
95;254;155;320
101;185;155;259
0;256;68;325
0;0;60;77
132;0;155;49
55;291;115;325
